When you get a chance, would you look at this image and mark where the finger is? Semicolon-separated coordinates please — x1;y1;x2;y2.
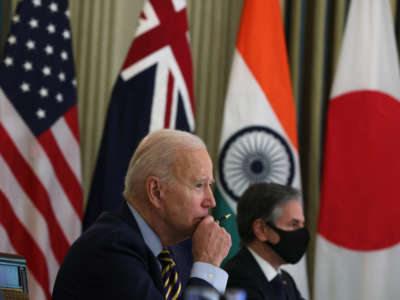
201;215;214;224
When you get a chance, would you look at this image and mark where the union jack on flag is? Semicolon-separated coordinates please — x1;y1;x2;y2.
0;0;82;300
83;0;195;229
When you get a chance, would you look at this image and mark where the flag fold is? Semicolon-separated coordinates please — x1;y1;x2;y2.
0;1;82;299
214;0;308;297
315;0;400;299
83;0;195;229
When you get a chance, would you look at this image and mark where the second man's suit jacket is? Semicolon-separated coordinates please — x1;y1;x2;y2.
223;247;305;300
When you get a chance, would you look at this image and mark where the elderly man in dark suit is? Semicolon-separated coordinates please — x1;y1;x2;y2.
223;182;309;300
52;129;231;300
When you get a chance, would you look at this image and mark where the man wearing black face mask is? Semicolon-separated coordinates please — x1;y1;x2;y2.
223;182;309;300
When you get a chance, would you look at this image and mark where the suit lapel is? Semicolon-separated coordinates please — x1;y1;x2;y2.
240;248;285;300
115;202;164;293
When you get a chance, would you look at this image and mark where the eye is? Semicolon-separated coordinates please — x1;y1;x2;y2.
209;180;215;189
195;183;203;189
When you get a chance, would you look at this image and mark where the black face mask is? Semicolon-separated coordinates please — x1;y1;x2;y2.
265;222;310;264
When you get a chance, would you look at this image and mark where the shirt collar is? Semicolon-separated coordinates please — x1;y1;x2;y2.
247;246;279;281
126;201;163;257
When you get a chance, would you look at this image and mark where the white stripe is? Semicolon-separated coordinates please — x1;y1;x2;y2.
0;89;81;243
0;155;60;283
0;229;51;300
151;49;170;131
28;269;47;300
169;80;179;129
171;0;186;12
0;224;15;255
330;0;400;100
314;234;400;300
168;49;195;131
51;116;82;182
0;227;56;300
135;1;160;38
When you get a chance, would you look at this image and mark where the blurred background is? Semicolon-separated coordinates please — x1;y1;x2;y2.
1;0;400;296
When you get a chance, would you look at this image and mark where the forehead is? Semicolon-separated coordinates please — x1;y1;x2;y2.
174;148;213;178
279;199;304;221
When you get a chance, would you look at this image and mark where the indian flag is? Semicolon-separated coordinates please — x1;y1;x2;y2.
214;0;308;297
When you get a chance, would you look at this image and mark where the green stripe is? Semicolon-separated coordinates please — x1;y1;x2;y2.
213;187;240;263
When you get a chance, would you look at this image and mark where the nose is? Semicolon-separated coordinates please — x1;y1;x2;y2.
203;185;216;208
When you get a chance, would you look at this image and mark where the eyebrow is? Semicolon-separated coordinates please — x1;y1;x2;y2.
196;177;215;184
291;218;304;225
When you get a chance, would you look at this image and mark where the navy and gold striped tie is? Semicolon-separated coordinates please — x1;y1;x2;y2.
158;248;182;300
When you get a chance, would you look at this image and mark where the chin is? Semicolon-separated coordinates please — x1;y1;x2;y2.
193;216;204;225
188;221;200;235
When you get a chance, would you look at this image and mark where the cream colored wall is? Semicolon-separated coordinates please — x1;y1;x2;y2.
69;0;142;203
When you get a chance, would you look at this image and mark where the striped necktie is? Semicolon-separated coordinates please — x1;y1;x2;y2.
158;248;182;300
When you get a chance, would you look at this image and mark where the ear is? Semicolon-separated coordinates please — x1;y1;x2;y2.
146;176;162;208
252;218;269;242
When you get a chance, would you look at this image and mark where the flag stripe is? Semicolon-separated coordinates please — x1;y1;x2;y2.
0;124;70;264
236;0;298;150
0;91;81;243
164;72;174;128
0;189;51;299
27;270;47;300
52;112;82;182
0;155;60;287
63;105;81;143
39;128;82;218
170;83;179;128
0;224;14;254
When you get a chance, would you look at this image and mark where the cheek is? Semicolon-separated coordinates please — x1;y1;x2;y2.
172;189;192;211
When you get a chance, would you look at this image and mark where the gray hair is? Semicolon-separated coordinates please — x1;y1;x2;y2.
123;129;206;200
237;182;300;245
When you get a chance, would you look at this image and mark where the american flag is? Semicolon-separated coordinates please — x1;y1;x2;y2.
83;0;195;229
0;0;82;299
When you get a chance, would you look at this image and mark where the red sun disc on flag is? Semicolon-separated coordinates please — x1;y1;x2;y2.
319;90;400;251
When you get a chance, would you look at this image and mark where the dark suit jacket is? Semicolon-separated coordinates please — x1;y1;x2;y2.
52;202;212;300
223;247;304;300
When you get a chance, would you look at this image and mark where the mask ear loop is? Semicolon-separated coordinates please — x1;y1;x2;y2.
265;221;279;232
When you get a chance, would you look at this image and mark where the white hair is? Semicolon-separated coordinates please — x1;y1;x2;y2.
123;129;206;200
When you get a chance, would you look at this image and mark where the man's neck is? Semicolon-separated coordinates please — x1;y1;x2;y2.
248;240;283;270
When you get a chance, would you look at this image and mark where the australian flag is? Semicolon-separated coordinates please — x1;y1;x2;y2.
83;0;195;229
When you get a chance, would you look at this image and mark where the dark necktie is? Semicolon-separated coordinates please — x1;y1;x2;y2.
158;248;183;300
271;273;286;300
